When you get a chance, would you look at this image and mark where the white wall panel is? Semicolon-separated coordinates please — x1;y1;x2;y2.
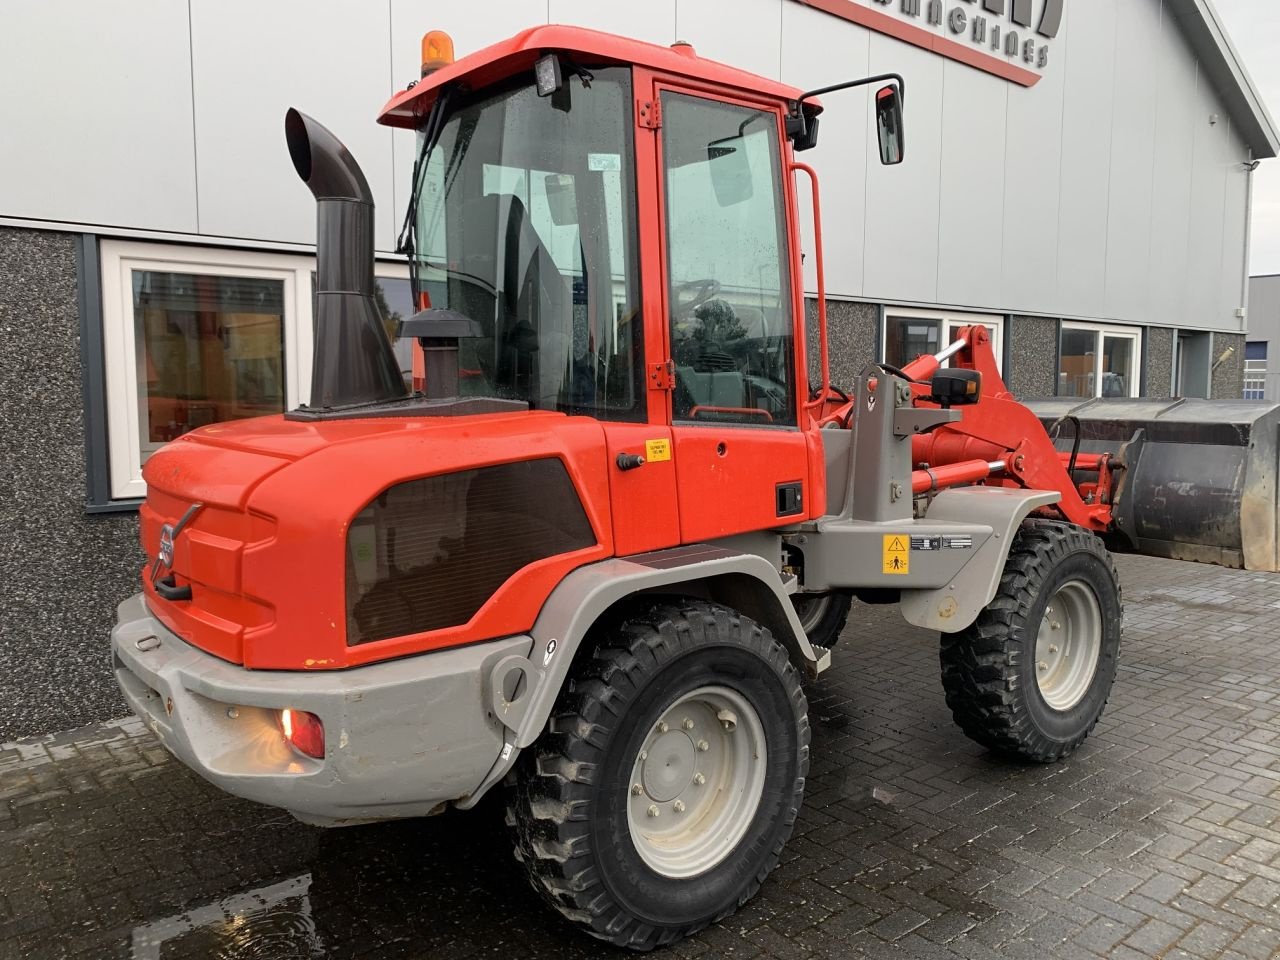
547;0;676;47
1053;0;1116;319
937;63;1007;309
1146;14;1200;325
780;2;870;297
861;35;944;305
1102;0;1160;323
1220;125;1251;322
1000;12;1068;314
0;0;197;232
190;0;396;249
677;0;782;80
1186;81;1230;327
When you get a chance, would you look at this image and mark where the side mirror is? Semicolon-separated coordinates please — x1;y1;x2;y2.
875;85;905;165
928;368;981;408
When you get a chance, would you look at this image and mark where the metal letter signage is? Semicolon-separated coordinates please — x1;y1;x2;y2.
793;0;1065;87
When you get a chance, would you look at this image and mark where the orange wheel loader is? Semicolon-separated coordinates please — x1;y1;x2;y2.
112;25;1130;949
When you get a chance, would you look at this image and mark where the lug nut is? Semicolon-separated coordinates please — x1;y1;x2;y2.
673;800;686;813
657;721;668;734
226;707;239;720
631;784;642;796
693;773;706;785
1037;661;1049;672
696;740;710;752
1051;621;1061;631
1048;644;1059;654
683;718;694;731
639;751;647;762
647;805;660;818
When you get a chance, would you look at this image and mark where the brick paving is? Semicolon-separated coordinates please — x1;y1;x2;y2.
1;553;1278;959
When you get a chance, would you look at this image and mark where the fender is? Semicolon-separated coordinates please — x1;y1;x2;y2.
458;544;828;807
899;486;1062;632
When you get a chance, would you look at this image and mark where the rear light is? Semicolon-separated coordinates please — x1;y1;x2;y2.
279;708;325;759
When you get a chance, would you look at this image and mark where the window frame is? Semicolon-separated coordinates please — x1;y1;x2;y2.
1057;320;1143;399
98;240;412;502
880;307;1005;373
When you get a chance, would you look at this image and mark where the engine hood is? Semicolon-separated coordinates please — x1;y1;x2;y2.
140;410;612;669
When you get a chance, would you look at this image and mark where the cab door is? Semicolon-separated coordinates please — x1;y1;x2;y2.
654;84;811;542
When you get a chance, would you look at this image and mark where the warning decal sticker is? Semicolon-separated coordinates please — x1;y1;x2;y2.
645;438;672;462
882;534;909;575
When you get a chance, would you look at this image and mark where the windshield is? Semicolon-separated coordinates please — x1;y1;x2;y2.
407;67;643;419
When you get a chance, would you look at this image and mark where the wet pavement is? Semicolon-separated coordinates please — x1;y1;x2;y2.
2;553;1279;960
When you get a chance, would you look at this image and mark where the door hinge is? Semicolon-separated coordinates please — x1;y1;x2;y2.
637;98;661;129
649;360;675;390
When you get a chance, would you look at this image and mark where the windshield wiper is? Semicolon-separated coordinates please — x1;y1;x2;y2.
396;84;456;295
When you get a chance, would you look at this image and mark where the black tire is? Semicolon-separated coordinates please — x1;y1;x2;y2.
940;520;1122;763
507;600;809;950
790;591;852;649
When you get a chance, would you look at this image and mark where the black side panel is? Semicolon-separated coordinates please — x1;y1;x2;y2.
346;459;596;644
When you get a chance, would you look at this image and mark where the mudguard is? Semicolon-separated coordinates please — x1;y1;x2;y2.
457;544;825;807
898;487;1062;633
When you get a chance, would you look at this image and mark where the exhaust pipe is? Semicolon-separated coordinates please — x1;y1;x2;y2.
285;108;407;410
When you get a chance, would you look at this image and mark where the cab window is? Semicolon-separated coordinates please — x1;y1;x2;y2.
661;93;796;427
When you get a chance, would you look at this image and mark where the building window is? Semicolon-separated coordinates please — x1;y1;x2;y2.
1057;322;1141;398
882;309;1003;373
1244;341;1267;400
100;240;411;501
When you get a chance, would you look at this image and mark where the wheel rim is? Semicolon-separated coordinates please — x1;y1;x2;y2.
792;594;831;636
626;685;767;879
1034;579;1102;711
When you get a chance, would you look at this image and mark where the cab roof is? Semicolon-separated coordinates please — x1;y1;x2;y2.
377;24;816;129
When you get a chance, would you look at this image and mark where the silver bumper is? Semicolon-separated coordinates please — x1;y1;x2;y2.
110;593;531;826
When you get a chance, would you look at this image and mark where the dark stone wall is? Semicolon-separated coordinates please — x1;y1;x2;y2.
805;297;877;393
0;227;138;740
1145;327;1175;398
1212;332;1245;399
1005;315;1058;399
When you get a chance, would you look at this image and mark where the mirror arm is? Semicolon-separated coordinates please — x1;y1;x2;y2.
787;73;906;147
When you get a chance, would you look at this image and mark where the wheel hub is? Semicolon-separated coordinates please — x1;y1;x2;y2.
640;731;697;802
626;686;767;879
1034;579;1102;711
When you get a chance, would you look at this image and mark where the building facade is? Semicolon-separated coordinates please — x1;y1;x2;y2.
0;0;1276;736
1245;274;1280;399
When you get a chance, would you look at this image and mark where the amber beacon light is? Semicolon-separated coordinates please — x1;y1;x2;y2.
421;30;455;75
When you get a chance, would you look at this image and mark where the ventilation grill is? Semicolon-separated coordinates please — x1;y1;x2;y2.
345;458;595;645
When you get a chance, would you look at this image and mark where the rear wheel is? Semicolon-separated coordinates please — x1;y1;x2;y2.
940;520;1121;762
507;600;809;950
791;591;852;649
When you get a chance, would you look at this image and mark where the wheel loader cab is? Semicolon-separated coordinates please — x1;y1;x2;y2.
396;42;823;543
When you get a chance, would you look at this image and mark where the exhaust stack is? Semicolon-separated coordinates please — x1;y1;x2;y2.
285;109;407;410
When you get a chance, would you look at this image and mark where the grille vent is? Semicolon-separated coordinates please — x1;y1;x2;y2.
346;458;595;645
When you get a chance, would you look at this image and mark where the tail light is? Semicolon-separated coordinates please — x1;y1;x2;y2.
279;708;325;759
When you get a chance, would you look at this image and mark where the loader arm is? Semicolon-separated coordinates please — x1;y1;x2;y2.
815;324;1117;533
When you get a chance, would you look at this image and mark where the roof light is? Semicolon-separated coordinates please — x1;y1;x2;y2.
421;30;455;76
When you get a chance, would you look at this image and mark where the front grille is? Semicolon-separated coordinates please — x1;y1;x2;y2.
345;458;595;645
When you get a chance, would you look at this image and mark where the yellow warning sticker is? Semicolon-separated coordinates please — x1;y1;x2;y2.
645;438;672;462
882;534;910;575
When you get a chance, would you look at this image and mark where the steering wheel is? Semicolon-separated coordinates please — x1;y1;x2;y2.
671;278;722;317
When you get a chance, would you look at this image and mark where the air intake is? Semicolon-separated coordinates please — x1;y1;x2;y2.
284;108;407;410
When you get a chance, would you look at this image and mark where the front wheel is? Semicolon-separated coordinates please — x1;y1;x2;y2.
507;600;809;950
940;520;1122;762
